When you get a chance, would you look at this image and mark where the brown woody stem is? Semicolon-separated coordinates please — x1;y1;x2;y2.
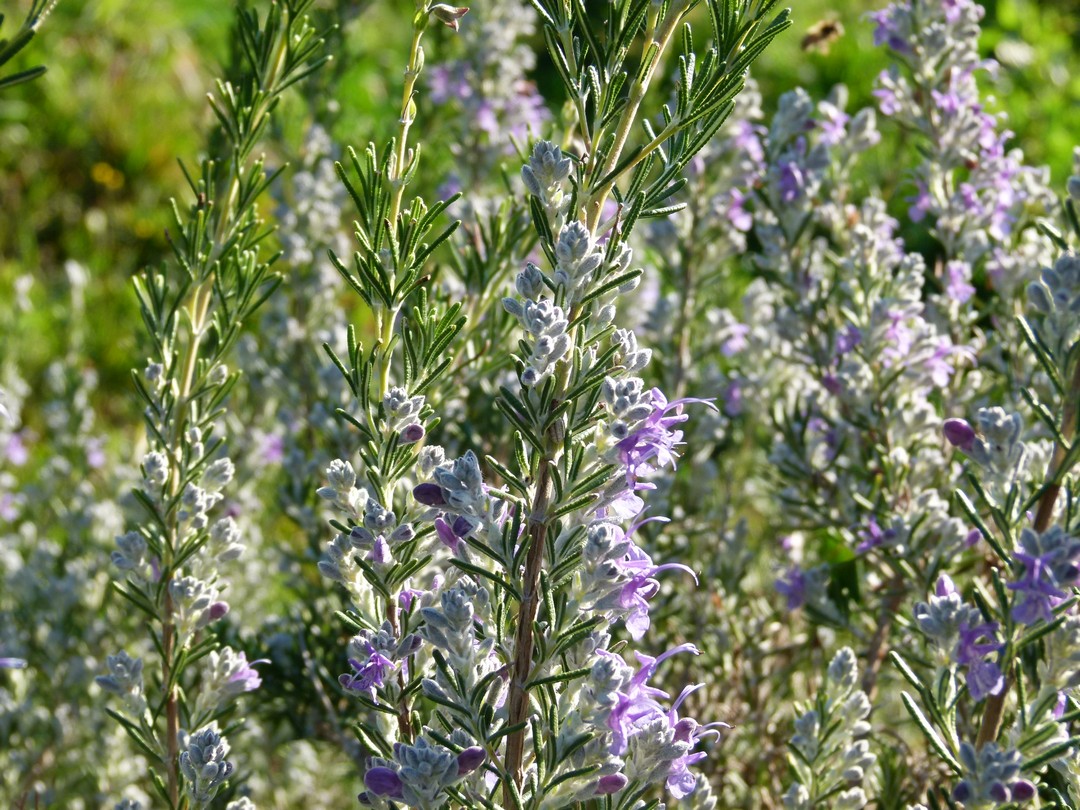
503;461;553;805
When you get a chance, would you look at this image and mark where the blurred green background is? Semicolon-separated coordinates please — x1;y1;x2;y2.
0;0;1077;425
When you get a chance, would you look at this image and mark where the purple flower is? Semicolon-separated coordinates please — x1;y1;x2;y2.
731;120;765;165
835;325;862;356
413;482;447;507
398;574;444;611
882;311;914;364
925;340;972;388
721;322;750;356
340;642;396;697
777;160;804;203
615;389;715;484
603;644;698;755
600;520;697;640
935;574;958;597
727;189;753;232
722;380;743;416
931;88;964;116
456;746;485;776
400;424;426;445
856;517;896;554
594;774;627;795
775;566;806;610
954;619;1000;667
868;7;910;52
945;260;975;304
3;432;28;466
0;657;27;669
85;437;106;469
943;418;976;451
816;105;849;147
967;658;1005;702
907;180;933;222
1009;551;1068;625
259;431;285;465
228;653;267;693
664;684;716;799
873;83;902;117
363;766;404;800
434;515;472;552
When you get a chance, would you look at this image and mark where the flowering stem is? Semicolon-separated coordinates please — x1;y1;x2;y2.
386;597;414;741
976;358;1080;747
159;276;215;807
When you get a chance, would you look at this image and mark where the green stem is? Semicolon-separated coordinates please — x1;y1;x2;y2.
388;25;425;229
585;1;687;232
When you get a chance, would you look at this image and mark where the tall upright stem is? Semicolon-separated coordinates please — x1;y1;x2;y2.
160;277;215;807
504;461;553;804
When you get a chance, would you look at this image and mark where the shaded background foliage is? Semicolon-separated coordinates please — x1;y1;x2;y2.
1;0;1077;409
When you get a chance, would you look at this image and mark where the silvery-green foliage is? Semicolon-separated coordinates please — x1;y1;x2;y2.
784;648;875;808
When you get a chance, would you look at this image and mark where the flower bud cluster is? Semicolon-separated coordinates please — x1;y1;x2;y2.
194;648;265;719
420;577;498;697
952;742;1035;807
944;408;1029;497
95;651;147;717
179;726;235;804
359;736;485;807
502;295;572;387
522;139;572;223
553;221;603;301
1027;253;1080;358
170;576;229;645
383;386;427;434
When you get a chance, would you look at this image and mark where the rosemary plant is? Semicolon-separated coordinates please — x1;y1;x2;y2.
316;1;790;807
99;3;328;807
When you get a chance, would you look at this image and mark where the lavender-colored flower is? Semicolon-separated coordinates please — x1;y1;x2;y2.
967;659;1005;702
0;656;27;669
339;623;421;698
775;566;807;610
341;644;395;697
855;517;896;554
943;418;976;451
613;387;715;483
1009;526;1080;625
